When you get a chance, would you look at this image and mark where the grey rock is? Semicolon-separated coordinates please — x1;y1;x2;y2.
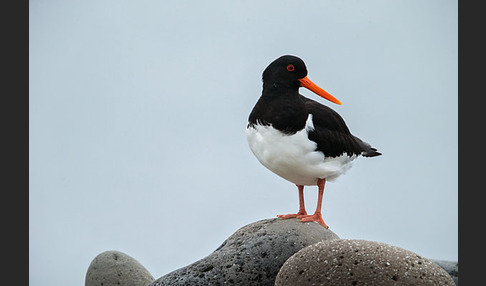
85;250;154;286
431;259;458;285
275;239;455;286
149;218;339;286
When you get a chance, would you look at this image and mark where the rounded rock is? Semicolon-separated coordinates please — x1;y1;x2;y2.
275;239;455;286
85;250;154;286
149;218;339;286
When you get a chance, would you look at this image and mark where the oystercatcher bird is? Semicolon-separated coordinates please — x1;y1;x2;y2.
246;55;381;228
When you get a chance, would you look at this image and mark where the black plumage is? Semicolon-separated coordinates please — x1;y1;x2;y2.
301;96;381;158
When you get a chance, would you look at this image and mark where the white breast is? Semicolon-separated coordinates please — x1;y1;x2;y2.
246;115;356;186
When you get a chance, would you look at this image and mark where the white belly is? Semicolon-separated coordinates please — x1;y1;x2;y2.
246;116;356;186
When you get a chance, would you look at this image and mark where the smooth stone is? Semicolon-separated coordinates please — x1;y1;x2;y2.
275;239;455;286
85;250;154;286
149;218;339;285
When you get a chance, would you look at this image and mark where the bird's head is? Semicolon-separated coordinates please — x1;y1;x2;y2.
262;55;342;105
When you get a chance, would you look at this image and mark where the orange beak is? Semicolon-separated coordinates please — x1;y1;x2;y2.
298;76;342;105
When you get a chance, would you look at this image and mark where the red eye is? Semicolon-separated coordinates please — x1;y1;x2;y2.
286;64;295;71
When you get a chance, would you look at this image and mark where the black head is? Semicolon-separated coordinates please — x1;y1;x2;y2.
261;55;342;105
262;55;308;90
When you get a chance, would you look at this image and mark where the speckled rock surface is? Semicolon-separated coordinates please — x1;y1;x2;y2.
275;239;455;286
431;259;458;285
149;218;339;286
85;250;154;286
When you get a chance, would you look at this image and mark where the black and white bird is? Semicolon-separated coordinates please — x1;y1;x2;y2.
246;55;381;228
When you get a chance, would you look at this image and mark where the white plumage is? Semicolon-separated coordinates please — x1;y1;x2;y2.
246;115;356;186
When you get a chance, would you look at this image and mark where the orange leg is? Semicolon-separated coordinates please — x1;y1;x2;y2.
297;178;329;229
277;185;307;219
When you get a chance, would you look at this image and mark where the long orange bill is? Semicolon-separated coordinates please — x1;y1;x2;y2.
298;76;342;105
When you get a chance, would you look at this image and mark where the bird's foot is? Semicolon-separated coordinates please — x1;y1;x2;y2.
297;212;329;229
277;211;307;220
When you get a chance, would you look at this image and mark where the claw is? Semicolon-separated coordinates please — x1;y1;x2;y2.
277;211;308;220
298;212;329;229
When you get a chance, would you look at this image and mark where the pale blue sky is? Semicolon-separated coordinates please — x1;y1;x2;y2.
30;1;458;285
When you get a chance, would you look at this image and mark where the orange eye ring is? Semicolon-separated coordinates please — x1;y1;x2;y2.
286;64;295;71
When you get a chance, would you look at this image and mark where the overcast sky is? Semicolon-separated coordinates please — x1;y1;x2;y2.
29;1;457;285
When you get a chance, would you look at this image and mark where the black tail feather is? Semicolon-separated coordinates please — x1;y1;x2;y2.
363;148;382;157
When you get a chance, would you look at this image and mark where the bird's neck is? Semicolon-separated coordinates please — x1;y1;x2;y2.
249;88;307;134
262;81;299;97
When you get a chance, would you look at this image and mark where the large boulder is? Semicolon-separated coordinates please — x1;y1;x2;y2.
275;239;455;285
149;218;339;285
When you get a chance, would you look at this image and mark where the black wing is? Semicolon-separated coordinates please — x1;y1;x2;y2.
301;95;381;158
